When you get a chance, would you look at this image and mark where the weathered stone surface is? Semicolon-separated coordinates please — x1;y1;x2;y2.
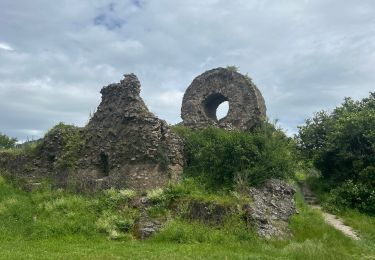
133;196;164;239
73;74;184;191
0;74;184;192
185;200;233;225
134;218;163;239
0;151;47;184
181;67;266;130
243;179;296;238
0;152;30;175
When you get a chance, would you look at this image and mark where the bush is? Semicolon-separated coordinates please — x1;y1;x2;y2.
96;209;137;240
0;133;17;149
297;93;375;183
174;123;296;189
147;188;165;203
101;188;137;210
324;181;375;215
297;93;375;213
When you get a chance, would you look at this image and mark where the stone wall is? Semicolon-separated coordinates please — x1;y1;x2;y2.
74;74;184;191
1;68;267;191
181;67;266;131
243;179;296;238
0;74;184;192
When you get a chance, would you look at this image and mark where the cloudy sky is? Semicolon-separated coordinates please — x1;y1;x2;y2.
1;0;374;141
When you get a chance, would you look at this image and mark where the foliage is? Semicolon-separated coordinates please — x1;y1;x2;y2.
152;216;255;244
0;176;374;259
175;123;296;189
0;133;17;149
46;123;85;170
0;177;140;241
146;188;165;203
225;65;239;72
101;188;137;209
297;93;375;214
144;178;248;218
224;65;252;81
95;209;137;240
323;180;375;215
0;122;82;161
0;141;41;157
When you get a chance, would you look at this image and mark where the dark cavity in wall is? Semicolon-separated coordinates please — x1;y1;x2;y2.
203;93;228;121
100;151;110;176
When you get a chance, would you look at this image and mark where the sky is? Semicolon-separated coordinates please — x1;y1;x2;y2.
0;0;374;141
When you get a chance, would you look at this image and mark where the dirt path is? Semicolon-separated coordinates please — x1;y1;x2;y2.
301;183;360;240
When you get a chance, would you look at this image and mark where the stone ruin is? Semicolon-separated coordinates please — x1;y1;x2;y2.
0;74;184;191
181;67;266;130
0;68;299;239
0;67;266;191
75;74;184;190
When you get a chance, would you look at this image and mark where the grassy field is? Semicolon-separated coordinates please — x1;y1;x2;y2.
0;176;374;260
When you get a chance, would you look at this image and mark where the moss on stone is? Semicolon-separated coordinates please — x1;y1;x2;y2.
45;123;85;170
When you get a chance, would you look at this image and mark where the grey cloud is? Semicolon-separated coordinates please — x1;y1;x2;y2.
0;0;374;140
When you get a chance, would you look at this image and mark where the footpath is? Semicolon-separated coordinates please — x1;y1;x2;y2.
301;183;360;240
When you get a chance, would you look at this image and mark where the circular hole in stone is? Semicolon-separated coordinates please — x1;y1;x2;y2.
203;93;228;121
216;101;229;120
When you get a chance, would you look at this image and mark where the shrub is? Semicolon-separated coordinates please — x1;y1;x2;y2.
147;188;165;203
96;209;137;240
323;181;375;215
297;93;375;183
101;188;137;210
297;93;375;213
175;123;296;189
0;133;17;150
226;65;239;72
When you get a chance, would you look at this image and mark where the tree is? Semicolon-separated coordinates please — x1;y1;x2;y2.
0;133;17;149
297;93;375;214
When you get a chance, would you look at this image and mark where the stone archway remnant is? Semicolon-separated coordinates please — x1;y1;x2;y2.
181;67;266;131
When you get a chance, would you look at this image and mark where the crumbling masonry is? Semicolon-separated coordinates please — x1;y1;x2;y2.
181;68;266;130
0;67;266;191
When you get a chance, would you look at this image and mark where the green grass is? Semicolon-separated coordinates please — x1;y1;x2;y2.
0;176;374;259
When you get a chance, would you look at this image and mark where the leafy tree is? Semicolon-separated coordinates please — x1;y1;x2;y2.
297;93;375;214
0;133;17;149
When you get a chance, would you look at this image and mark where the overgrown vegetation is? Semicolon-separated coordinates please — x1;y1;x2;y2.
297;93;375;215
0;175;139;241
0;175;374;259
173;122;296;190
226;65;239;72
45;123;85;170
0;90;374;258
0;133;17;149
225;65;252;81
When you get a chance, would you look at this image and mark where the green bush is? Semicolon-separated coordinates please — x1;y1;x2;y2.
323;180;375;215
100;188;137;210
297;93;375;214
174;123;296;189
96;209;137;240
0;133;17;150
297;93;375;183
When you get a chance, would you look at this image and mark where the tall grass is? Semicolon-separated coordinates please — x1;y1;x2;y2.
0;175;374;259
